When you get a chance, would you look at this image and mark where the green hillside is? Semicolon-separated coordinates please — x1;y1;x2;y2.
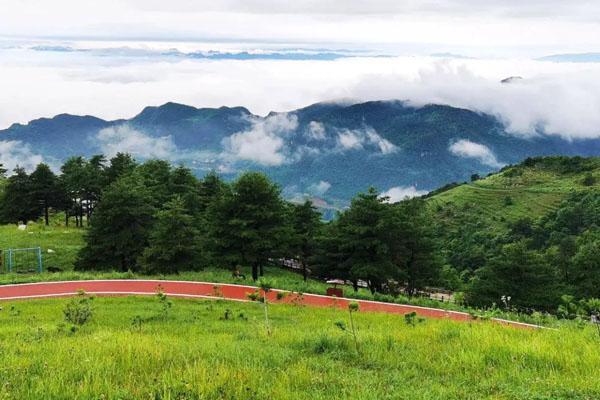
429;156;599;228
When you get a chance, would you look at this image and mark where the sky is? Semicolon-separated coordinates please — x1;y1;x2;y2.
1;0;600;140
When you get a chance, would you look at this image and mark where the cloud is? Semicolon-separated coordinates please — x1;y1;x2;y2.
337;127;397;154
222;113;298;166
96;125;177;159
307;121;326;140
448;139;504;168
337;130;364;150
349;60;600;139
381;186;428;203
2;43;600;142
308;180;331;196
0;140;44;173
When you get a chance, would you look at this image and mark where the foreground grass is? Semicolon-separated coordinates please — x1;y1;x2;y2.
0;296;598;399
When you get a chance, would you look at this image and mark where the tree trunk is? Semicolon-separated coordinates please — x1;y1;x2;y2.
44;200;49;226
65;211;69;227
252;262;258;281
352;280;359;292
259;264;264;277
302;261;307;281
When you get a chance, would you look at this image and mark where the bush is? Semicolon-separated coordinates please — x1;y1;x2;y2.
63;290;93;325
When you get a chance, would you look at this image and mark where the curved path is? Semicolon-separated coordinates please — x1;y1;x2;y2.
0;280;540;329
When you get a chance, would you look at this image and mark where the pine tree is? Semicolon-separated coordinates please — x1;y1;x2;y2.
0;167;39;224
337;187;393;293
207;172;285;280
383;198;441;296
30;163;60;225
140;197;201;274
76;176;154;271
289;200;322;281
467;241;562;311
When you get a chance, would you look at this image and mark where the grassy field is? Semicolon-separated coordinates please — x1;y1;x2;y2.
0;295;598;399
0;223;84;272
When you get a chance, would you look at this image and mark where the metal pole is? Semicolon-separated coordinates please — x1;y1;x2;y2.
8;249;12;273
37;247;43;273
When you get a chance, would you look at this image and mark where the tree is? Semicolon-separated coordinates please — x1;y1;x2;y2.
139;197;201;274
288;200;322;281
0;167;38;224
336;188;393;294
30;163;60;225
76;176;154;271
570;230;600;299
168;165;202;217
467;241;562;311
207;172;285;280
105;153;136;185
0;163;6;178
383;198;441;295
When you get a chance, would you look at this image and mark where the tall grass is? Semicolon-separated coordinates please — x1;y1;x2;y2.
0;296;597;399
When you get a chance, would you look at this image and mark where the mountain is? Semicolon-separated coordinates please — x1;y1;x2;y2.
2;100;599;206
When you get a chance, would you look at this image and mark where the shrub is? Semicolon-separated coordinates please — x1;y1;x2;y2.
63;290;93;326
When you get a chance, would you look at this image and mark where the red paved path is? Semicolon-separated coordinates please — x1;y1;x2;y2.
0;280;540;329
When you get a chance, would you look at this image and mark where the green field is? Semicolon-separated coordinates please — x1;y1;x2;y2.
0;296;598;399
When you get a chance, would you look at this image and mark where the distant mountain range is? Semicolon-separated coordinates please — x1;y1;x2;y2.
2;100;599;208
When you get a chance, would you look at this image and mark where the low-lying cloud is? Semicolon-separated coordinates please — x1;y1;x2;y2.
448;139;504;168
381;186;428;203
0;140;44;173
222;113;298;166
97;125;177;159
337;127;397;154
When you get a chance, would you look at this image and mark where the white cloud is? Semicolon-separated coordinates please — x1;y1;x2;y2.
381;186;428;203
222;113;298;166
96;125;177;159
448;139;504;168
307;121;326;140
0;140;44;173
337;127;397;154
337;130;364;150
2;44;600;142
308;180;331;196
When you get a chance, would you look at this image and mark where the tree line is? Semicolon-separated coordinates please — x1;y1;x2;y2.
0;155;440;293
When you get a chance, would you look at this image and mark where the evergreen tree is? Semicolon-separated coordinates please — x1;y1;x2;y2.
467;241;562;311
570;230;600;299
289;200;322;281
337;188;393;293
0;167;38;223
30;163;60;225
383;198;441;295
168;165;202;217
139;197;201;274
105;153;136;185
76;176;154;271
207;172;285;280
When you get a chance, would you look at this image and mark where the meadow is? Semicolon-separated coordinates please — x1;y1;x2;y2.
0;295;598;399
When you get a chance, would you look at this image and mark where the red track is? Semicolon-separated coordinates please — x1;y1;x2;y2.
0;280;540;329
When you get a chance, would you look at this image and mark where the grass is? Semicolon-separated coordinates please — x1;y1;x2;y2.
0;222;84;272
0;296;597;399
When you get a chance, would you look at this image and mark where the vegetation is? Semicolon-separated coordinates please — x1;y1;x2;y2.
0;296;597;399
0;155;598;317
